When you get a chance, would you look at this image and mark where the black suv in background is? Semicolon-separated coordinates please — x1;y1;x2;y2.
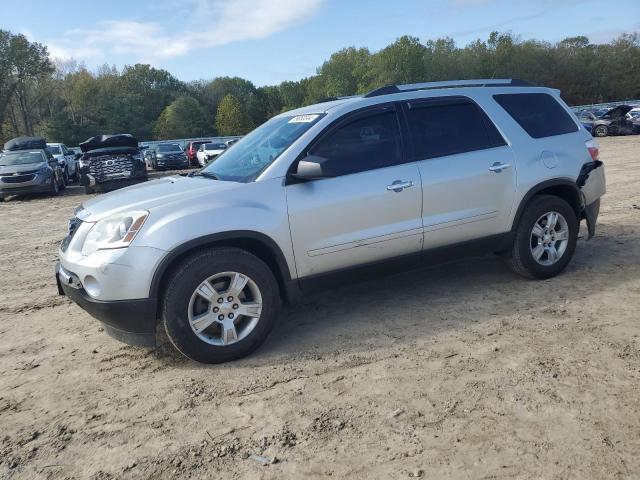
79;134;147;194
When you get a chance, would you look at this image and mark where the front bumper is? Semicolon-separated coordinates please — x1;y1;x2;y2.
155;157;189;169
0;173;53;195
56;262;157;347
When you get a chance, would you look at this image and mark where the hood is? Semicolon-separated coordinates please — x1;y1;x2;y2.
0;161;46;175
78;176;242;222
602;105;633;119
4;136;47;151
80;134;138;153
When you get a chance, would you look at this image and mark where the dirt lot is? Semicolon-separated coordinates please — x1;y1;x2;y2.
1;137;639;480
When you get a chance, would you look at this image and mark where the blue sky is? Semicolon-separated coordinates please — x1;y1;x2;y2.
3;0;639;86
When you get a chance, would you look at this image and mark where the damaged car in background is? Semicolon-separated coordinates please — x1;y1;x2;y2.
581;105;640;137
78;134;147;194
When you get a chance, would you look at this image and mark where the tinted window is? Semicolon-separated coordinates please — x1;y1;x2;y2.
494;93;578;138
309;110;402;176
47;145;61;155
406;99;505;159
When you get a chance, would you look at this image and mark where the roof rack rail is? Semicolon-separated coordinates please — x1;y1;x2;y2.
363;78;534;98
318;94;359;103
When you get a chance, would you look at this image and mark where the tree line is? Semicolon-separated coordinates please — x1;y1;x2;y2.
1;29;639;146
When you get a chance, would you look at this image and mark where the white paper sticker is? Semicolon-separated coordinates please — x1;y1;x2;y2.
289;114;320;123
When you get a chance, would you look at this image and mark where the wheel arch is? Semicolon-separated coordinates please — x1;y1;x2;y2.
511;179;582;231
149;231;299;308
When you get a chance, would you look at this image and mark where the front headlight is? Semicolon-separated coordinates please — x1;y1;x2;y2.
82;210;149;255
78;159;89;168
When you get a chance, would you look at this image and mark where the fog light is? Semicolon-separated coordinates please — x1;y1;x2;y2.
83;275;101;297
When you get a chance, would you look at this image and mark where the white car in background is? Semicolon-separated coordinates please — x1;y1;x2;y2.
47;142;79;183
196;142;227;167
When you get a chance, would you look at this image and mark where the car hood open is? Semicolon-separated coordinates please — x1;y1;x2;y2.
3;136;47;151
80;134;138;153
602;105;633;119
77;175;241;222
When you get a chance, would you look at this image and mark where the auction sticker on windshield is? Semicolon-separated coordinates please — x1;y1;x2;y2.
289;114;320;123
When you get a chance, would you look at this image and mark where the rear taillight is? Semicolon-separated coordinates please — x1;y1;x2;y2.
586;140;599;162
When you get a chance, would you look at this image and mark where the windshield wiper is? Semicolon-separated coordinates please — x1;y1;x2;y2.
189;171;219;180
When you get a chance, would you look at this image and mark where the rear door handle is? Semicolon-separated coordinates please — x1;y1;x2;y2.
488;162;512;173
387;180;414;192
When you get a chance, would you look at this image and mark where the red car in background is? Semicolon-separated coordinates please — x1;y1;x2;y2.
185;140;211;166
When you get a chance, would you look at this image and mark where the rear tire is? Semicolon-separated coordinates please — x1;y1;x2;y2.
84;186;95;195
162;247;280;364
507;195;578;279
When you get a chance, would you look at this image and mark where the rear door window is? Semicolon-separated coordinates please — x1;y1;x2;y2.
309;107;403;176
493;93;578;138
405;97;506;160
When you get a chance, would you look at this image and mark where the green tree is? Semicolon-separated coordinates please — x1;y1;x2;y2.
317;47;371;97
371;36;426;86
0;30;52;142
154;96;209;139
215;94;252;135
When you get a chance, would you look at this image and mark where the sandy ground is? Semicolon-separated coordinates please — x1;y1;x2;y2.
0;138;639;480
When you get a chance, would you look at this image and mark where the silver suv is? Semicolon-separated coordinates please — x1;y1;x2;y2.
56;79;606;363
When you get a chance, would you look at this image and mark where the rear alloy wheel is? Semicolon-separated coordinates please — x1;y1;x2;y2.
162;247;279;363
507;195;578;279
593;125;608;137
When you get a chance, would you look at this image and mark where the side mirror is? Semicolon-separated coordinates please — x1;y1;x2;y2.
292;155;332;181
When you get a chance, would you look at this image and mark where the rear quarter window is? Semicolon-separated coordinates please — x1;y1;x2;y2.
405;98;506;160
493;93;578;139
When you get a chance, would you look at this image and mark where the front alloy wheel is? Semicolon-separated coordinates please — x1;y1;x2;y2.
162;247;279;363
188;272;263;346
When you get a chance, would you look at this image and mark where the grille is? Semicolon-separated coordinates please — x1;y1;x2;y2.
60;217;82;253
158;154;186;163
1;173;36;183
88;154;134;180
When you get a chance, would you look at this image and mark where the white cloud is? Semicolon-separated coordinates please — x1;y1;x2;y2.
46;0;325;62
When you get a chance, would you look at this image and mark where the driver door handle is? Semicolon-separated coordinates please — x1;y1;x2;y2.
387;180;414;192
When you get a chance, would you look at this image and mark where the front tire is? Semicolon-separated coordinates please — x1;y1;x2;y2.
162;247;280;363
507;195;578;279
593;125;608;137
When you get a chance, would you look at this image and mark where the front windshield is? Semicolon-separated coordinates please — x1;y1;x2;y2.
157;144;182;153
48;145;61;155
0;151;45;166
201;113;324;182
